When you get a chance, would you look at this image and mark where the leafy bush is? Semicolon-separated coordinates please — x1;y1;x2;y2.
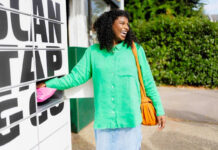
125;0;203;21
132;16;218;88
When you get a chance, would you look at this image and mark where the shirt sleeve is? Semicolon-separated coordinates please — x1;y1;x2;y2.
45;47;92;90
137;44;165;116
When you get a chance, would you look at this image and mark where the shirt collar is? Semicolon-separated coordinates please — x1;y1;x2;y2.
114;41;125;50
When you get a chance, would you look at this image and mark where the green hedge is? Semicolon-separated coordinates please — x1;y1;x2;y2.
132;16;218;88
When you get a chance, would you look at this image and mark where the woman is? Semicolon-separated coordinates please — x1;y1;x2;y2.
38;10;165;150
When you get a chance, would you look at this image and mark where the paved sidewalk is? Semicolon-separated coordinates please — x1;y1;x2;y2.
71;118;218;150
71;87;218;150
159;86;218;123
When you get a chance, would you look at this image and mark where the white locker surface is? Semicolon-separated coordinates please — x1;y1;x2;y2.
30;146;39;150
38;100;71;142
39;123;71;150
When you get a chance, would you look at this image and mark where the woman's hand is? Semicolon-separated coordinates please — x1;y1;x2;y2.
157;115;166;130
37;82;46;88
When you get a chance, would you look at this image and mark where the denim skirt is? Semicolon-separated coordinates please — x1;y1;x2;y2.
94;125;142;150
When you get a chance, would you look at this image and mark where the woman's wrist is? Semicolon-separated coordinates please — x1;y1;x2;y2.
37;82;46;88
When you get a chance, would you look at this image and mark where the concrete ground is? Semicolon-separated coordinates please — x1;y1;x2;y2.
71;87;218;150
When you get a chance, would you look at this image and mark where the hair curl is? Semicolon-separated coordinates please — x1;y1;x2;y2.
93;10;138;52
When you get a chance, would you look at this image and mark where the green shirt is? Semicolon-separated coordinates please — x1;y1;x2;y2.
45;42;165;129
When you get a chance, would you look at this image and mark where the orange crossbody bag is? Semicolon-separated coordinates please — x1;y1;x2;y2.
131;42;157;125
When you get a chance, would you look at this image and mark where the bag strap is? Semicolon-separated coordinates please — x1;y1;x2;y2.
131;42;151;103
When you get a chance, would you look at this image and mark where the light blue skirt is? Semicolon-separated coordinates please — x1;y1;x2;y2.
95;125;142;150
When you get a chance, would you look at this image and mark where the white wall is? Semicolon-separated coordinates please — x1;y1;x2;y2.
66;0;94;99
120;0;125;10
68;0;89;47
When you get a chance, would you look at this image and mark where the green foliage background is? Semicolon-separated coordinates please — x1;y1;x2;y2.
125;0;203;21
131;16;218;87
125;0;218;88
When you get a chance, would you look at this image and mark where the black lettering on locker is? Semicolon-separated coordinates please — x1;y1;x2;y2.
0;98;23;129
0;0;62;43
10;0;29;41
33;0;44;17
0;98;23;146
48;0;60;21
10;0;19;9
30;103;65;126
35;51;45;80
48;0;61;43
20;51;34;83
31;110;48;126
0;52;18;88
30;96;48;126
33;0;48;42
0;90;11;97
29;92;37;126
50;102;64;116
33;18;48;42
0;9;8;40
19;85;29;91
38;111;48;124
46;51;62;77
0;125;20;146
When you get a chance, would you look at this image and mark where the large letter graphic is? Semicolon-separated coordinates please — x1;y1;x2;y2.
33;0;48;42
20;51;34;83
46;51;62;76
48;0;61;43
0;98;23;146
35;51;45;79
0;8;8;40
10;0;28;41
0;51;18;88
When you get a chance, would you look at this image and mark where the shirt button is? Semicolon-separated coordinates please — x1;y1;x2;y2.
112;111;115;114
112;85;114;88
112;98;114;101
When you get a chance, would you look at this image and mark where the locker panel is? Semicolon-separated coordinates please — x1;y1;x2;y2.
32;0;67;49
0;50;35;90
0;0;32;14
0;117;38;150
38;100;71;142
39;123;71;150
35;50;67;81
30;146;39;150
0;11;33;48
0;83;36;130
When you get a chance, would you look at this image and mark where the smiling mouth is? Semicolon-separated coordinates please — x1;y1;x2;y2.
121;31;127;37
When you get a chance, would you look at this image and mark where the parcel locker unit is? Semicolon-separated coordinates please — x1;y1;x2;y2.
0;0;71;149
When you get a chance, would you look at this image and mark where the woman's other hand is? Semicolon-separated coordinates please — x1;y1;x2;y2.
157;115;166;130
37;82;46;88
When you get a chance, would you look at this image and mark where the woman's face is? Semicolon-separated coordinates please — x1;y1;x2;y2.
112;16;129;43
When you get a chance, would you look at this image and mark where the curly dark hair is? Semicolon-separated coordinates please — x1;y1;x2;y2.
93;9;138;52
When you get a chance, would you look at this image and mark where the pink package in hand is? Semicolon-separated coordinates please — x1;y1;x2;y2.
37;87;57;103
